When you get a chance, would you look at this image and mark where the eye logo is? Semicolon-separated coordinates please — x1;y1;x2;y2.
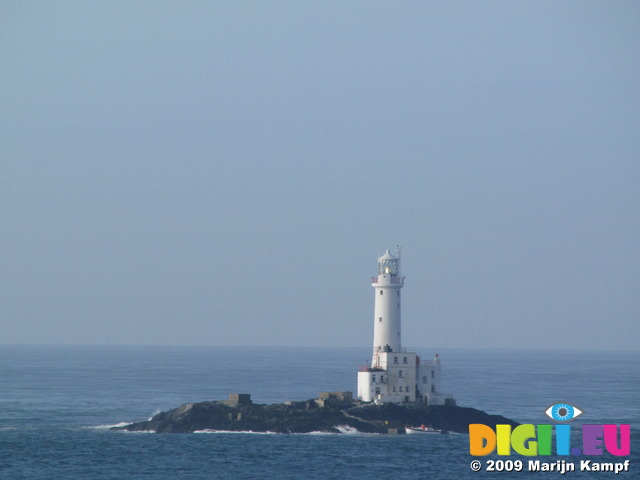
545;403;583;422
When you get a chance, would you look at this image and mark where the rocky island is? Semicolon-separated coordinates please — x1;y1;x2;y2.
113;392;518;434
114;252;521;435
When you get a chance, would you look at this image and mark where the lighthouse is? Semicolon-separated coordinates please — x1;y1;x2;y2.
371;250;403;359
357;249;453;406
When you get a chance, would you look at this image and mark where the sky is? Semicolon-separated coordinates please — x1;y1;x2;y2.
1;1;638;350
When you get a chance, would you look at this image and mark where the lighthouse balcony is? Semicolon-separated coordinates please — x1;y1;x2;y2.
373;346;413;354
371;276;404;285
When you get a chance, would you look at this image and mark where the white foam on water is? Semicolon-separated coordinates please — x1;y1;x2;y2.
334;425;363;434
148;409;161;421
87;422;154;433
192;429;369;435
88;422;131;430
193;429;280;434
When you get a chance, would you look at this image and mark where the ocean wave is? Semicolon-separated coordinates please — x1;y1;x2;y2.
87;422;154;433
193;429;280;434
192;427;372;435
300;426;378;435
334;425;363;434
88;422;131;430
86;425;373;435
148;409;161;421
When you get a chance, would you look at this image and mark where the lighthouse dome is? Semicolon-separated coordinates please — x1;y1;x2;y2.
377;250;399;275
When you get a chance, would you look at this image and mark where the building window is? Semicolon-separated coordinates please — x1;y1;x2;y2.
399;370;403;378
379;317;382;323
380;375;384;382
379;290;383;295
403;357;408;364
431;385;435;393
393;386;396;392
393;357;398;364
371;375;376;383
375;387;380;395
431;370;435;378
406;386;410;392
422;376;427;383
397;291;399;296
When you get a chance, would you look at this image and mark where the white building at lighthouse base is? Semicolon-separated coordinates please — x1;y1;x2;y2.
358;351;451;405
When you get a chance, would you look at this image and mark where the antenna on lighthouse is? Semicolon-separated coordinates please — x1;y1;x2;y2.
395;244;402;276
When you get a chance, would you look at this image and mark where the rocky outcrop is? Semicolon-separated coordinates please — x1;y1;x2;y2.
348;402;518;434
112;394;518;434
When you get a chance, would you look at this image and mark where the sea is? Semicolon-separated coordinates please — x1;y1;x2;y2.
0;346;638;479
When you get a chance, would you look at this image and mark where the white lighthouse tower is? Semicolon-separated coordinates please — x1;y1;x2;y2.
371;250;403;358
357;249;453;406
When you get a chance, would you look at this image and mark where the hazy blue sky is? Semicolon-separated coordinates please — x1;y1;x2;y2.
2;1;638;350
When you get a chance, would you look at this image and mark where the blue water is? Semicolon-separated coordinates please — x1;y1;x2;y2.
0;346;638;479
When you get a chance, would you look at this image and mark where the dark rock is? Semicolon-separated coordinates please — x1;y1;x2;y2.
346;403;518;433
112;397;518;434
